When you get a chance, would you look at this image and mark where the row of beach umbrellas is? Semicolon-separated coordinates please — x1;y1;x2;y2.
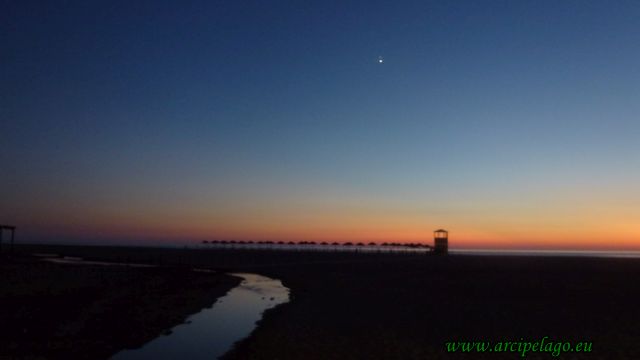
200;240;432;250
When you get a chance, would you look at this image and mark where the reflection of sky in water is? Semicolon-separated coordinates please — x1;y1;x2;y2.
113;273;289;360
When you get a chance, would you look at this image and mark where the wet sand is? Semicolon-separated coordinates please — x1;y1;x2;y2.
8;245;640;359
0;254;240;359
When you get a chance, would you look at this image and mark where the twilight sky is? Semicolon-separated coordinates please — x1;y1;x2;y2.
2;0;639;249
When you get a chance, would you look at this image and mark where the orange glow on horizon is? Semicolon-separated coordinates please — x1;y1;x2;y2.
13;189;640;251
23;219;640;251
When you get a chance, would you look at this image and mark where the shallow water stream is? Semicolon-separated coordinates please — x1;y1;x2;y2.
111;273;289;359
39;256;289;360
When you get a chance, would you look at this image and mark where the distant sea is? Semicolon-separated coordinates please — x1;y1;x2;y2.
451;249;640;259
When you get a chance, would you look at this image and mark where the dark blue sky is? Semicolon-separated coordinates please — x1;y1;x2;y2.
2;1;639;247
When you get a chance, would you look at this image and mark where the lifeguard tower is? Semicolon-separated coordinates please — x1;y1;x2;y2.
433;229;448;255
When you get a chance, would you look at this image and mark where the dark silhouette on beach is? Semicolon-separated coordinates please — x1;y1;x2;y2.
0;225;16;254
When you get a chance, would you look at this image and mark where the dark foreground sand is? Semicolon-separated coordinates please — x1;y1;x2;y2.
0;254;240;360
8;245;640;359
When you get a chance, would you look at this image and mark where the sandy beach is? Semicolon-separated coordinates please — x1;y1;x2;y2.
0;253;240;359
4;245;640;359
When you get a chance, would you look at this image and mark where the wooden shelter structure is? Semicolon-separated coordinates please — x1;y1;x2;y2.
0;225;16;254
433;229;448;255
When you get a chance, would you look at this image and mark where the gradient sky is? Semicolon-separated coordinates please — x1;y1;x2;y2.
2;0;639;249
